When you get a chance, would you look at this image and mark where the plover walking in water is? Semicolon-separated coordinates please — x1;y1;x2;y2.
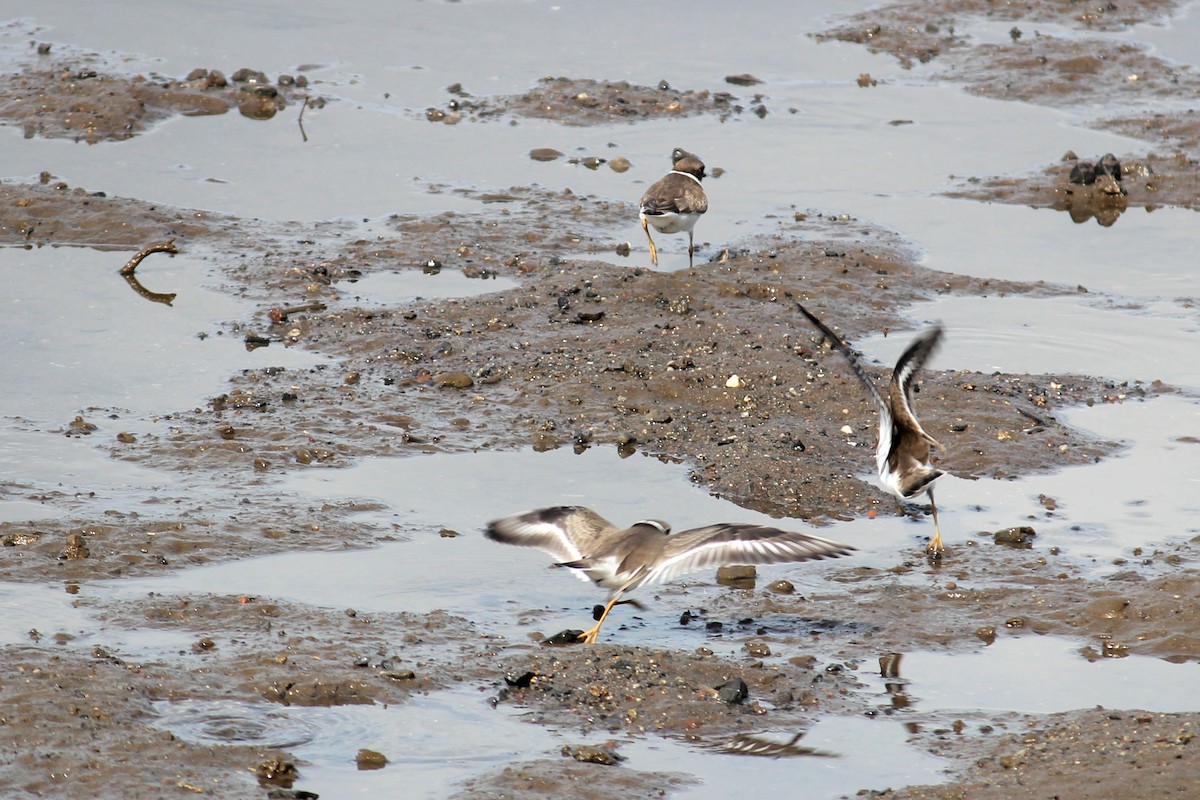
639;147;708;268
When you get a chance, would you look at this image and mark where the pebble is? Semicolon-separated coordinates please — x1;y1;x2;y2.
59;532;89;560
993;526;1036;548
744;641;771;658
529;147;564;161
715;677;749;704
725;73;762;86
767;579;795;594
563;745;623;765
608;156;631;173
433;371;474;389
356;749;388;770
725;374;742;388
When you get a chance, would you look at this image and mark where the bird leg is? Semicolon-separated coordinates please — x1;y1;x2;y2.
641;218;658;266
687;231;695;268
578;592;623;644
925;489;944;559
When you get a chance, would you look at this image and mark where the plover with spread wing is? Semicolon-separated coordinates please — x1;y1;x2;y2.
485;505;854;643
797;303;948;557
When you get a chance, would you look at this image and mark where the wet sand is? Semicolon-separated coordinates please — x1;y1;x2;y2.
2;1;1199;798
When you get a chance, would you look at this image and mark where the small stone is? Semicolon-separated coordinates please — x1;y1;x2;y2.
433;372;474;389
975;626;997;645
993;526;1036;548
60;533;89;560
544;629;585;645
717;565;756;580
529;148;564;162
608;156;631;173
840;424;854;435
356;749;388;770
725;73;762;86
3;531;41;547
380;669;416;681
715;677;749;704
194;637;217;652
767;579;794;594
744;641;771;658
564;745;623;765
504;671;536;688
116;432;136;443
255;758;299;784
725;374;742;388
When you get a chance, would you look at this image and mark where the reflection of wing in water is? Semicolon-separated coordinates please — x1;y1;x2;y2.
704;731;836;759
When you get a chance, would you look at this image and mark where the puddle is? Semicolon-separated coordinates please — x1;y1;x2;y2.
89;446;863;650
0;579;194;653
150;689;944;800
0;245;321;421
630;716;945;799
152;688;567;799
858;294;1200;391
0;421;179;522
866;199;1198;298
887;396;1200;560
339;268;518;306
863;635;1200;715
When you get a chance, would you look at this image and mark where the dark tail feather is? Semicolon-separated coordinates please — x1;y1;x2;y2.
795;303;888;415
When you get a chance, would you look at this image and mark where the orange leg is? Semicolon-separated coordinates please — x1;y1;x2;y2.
578;593;622;644
642;218;658;266
925;488;944;558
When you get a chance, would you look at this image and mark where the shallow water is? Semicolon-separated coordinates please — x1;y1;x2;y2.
4;0;1200;796
151;690;569;799
0;245;321;422
864;635;1200;715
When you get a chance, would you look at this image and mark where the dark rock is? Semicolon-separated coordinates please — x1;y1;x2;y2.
1069;161;1096;185
544;629;585;645
504;671;536;688
725;73;762;86
716;677;749;704
993;526;1036;548
563;744;623;765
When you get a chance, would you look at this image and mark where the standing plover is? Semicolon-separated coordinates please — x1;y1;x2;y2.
639;147;708;268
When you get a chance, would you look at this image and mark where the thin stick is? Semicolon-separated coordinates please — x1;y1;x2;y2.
298;94;309;143
119;239;177;276
269;302;326;324
1015;406;1051;427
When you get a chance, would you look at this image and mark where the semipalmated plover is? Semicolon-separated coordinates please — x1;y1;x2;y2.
797;304;948;557
485;505;854;643
639;147;708;268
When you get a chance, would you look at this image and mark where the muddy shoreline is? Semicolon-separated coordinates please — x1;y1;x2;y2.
2;1;1199;798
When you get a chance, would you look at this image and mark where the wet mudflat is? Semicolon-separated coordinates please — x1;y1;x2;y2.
1;1;1199;798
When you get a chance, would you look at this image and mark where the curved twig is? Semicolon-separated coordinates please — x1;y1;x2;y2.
119;239;178;276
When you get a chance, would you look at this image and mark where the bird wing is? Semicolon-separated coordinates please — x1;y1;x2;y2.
643;524;854;586
796;303;889;417
890;325;943;450
640;174;708;215
484;505;604;562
